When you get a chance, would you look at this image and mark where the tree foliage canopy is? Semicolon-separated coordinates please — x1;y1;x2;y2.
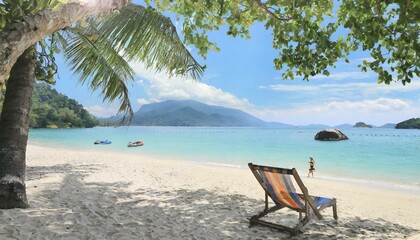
0;0;72;84
1;0;419;121
146;0;419;84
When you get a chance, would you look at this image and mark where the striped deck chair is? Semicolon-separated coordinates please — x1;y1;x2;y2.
248;163;338;235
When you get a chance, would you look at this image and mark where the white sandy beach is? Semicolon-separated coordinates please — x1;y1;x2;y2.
0;144;419;239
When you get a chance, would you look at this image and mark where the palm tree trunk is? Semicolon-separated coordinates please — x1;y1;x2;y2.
0;46;36;209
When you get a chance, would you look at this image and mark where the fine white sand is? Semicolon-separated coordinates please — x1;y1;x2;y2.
0;144;419;239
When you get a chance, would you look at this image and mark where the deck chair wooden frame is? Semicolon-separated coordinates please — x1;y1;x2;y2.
248;163;338;235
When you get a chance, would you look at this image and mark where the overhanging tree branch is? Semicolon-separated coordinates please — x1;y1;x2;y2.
0;0;129;86
251;0;291;21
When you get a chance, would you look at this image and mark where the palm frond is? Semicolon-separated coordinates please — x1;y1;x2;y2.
59;28;135;123
97;4;204;80
57;4;204;123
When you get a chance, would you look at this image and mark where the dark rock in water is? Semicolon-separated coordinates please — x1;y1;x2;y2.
314;128;349;141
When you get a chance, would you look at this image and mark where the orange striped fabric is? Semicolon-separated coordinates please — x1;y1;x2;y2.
259;166;305;209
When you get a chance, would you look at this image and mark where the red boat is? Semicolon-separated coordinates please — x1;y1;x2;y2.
127;141;144;147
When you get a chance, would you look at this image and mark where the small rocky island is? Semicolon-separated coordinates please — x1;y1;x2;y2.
314;128;349;141
353;122;372;128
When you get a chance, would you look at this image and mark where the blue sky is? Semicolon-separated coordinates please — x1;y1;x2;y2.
51;2;420;126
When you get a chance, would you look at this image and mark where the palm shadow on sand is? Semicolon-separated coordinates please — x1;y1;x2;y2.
0;164;417;239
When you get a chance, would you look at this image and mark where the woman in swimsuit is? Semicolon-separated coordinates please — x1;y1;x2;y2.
308;157;315;177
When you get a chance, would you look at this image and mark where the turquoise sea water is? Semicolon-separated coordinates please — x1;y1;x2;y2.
29;127;420;192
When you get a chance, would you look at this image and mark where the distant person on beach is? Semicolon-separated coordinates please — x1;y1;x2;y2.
308;157;315;177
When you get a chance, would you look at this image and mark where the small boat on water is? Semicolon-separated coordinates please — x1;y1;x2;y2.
127;141;144;147
94;139;112;145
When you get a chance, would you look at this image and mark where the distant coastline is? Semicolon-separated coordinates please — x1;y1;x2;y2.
98;99;417;129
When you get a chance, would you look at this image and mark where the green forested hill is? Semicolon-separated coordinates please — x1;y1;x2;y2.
29;83;98;128
0;83;98;128
395;118;420;129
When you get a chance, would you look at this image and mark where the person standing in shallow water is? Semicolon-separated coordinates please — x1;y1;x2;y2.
308;157;315;177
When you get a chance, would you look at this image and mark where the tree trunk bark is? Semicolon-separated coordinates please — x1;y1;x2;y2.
0;46;36;209
0;0;129;85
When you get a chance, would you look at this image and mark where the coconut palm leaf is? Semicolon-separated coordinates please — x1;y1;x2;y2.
57;29;135;122
97;4;204;80
55;4;203;123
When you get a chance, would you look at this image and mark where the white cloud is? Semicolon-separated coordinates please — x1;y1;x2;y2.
136;79;145;85
136;98;151;106
259;84;319;91
371;81;420;93
277;69;377;81
128;61;420;126
310;71;375;80
320;98;410;112
247;98;418;126
352;57;375;63
131;61;254;111
260;81;420;95
84;104;119;117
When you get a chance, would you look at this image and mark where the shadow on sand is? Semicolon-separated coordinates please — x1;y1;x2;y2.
0;164;417;239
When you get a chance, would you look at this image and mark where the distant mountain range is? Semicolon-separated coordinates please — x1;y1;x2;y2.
132;100;291;127
98;99;399;128
378;123;397;128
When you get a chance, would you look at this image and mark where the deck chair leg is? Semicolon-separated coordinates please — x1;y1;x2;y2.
249;205;284;228
333;203;338;220
294;215;310;233
250;205;283;220
264;192;268;210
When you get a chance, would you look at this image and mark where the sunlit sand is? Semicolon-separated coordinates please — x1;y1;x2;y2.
0;144;418;239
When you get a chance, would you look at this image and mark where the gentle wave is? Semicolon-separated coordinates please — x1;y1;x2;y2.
29;126;420;190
